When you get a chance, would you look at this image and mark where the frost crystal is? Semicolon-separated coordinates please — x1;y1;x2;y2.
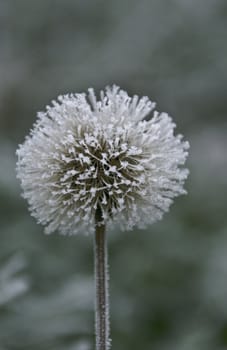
16;85;189;235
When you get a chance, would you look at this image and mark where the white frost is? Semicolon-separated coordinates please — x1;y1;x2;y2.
16;85;189;235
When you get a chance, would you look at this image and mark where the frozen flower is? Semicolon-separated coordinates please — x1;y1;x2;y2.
16;85;189;235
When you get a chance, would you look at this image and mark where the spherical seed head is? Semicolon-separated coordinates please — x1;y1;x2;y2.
16;85;189;235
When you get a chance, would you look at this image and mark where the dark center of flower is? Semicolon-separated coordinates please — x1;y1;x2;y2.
55;131;146;220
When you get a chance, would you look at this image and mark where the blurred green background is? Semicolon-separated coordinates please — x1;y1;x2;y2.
0;1;227;349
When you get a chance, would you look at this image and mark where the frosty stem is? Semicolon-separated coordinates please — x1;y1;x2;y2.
94;207;110;350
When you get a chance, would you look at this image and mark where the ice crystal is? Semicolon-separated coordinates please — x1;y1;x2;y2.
16;85;189;235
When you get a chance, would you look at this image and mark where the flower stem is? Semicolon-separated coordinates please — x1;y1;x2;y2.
94;208;110;350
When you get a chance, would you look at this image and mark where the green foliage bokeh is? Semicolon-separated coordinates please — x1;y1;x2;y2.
0;1;227;349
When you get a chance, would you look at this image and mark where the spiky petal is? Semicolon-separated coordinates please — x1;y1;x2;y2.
16;85;189;235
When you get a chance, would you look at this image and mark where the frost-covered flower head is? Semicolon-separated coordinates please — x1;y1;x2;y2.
16;85;189;235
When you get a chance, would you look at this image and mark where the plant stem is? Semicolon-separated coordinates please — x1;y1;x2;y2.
94;208;110;350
